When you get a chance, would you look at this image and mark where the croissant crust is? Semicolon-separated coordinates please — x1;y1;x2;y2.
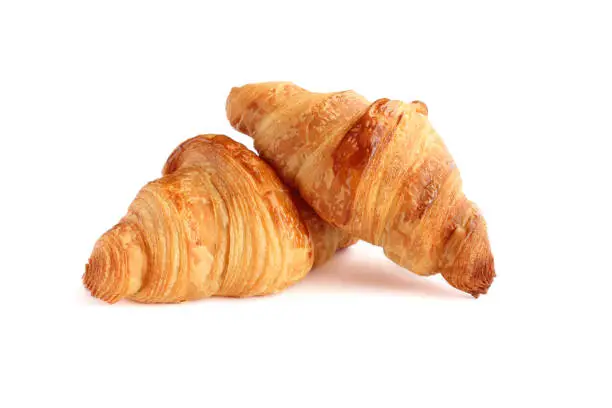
84;134;354;303
227;83;495;297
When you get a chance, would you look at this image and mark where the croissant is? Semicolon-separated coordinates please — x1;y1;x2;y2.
227;82;495;297
83;134;354;303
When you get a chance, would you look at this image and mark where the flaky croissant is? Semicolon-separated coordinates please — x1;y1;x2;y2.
83;134;354;303
227;82;495;297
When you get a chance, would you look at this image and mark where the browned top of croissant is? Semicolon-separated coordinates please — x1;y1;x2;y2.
227;82;495;297
164;134;355;267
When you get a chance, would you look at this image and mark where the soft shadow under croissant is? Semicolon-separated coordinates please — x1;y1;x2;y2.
83;134;354;303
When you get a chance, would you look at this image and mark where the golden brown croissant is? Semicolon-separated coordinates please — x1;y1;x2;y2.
227;82;495;297
83;134;354;303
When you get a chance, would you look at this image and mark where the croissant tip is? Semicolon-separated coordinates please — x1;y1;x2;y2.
468;262;496;299
83;229;135;304
441;252;495;299
83;259;110;304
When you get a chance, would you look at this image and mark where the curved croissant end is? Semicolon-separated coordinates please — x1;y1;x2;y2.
83;221;146;304
227;83;495;297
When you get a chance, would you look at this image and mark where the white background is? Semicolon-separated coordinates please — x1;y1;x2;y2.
1;1;610;407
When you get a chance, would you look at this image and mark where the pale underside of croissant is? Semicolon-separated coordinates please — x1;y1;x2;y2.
83;134;354;303
227;82;495;297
